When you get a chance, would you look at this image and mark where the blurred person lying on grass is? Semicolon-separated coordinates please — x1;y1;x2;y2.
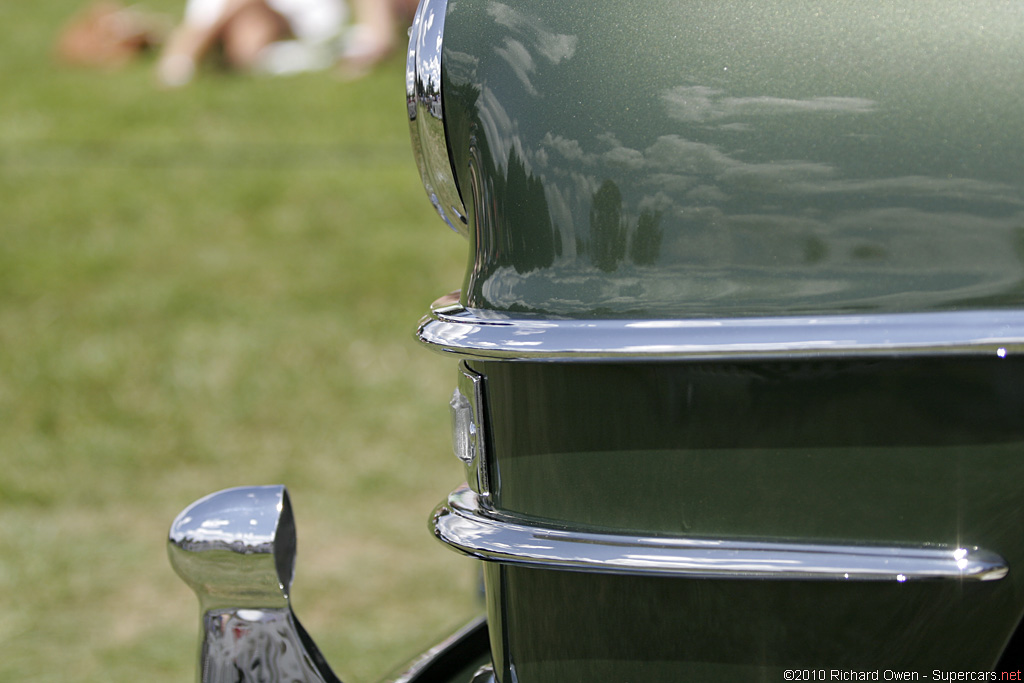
156;0;419;86
156;0;346;85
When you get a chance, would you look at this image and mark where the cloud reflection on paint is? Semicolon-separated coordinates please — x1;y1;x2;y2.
663;85;877;125
445;12;1024;316
487;2;577;96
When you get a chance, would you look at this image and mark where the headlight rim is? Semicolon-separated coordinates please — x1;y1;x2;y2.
407;0;468;236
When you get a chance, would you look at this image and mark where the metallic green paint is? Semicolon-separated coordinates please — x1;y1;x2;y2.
487;564;1011;680
468;356;1024;678
442;0;1024;318
478;357;1024;547
423;1;1024;679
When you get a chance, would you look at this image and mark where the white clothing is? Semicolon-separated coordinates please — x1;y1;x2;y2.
183;0;347;44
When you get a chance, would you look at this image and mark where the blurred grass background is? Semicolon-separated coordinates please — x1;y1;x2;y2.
0;1;480;680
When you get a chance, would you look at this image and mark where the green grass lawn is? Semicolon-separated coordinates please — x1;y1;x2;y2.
0;2;479;680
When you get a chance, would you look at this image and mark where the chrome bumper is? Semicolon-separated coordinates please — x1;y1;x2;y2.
169;486;491;683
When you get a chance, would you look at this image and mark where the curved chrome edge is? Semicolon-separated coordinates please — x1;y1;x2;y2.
407;0;468;235
418;300;1024;361
168;485;296;610
433;486;1008;582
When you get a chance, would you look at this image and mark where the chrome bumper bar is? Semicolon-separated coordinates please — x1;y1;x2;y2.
168;486;341;683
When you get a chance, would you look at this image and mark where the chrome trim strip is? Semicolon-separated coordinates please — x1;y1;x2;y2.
454;362;491;498
418;299;1024;361
433;486;1008;582
407;0;468;235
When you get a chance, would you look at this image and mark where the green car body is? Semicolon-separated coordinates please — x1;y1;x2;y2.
439;0;1024;319
411;0;1024;680
168;2;1024;681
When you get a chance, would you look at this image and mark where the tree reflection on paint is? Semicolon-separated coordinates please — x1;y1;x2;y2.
589;180;663;272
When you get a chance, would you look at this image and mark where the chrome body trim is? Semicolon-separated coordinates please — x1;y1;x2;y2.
418;298;1024;361
469;665;497;683
169;486;340;683
407;0;467;235
451;364;487;468
433;486;1009;582
455;362;491;498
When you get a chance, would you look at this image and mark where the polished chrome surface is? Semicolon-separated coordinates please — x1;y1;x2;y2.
407;0;467;235
454;362;490;498
198;607;338;683
434;486;1008;582
419;295;1024;362
169;486;295;611
169;486;340;683
450;388;475;465
469;665;496;683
